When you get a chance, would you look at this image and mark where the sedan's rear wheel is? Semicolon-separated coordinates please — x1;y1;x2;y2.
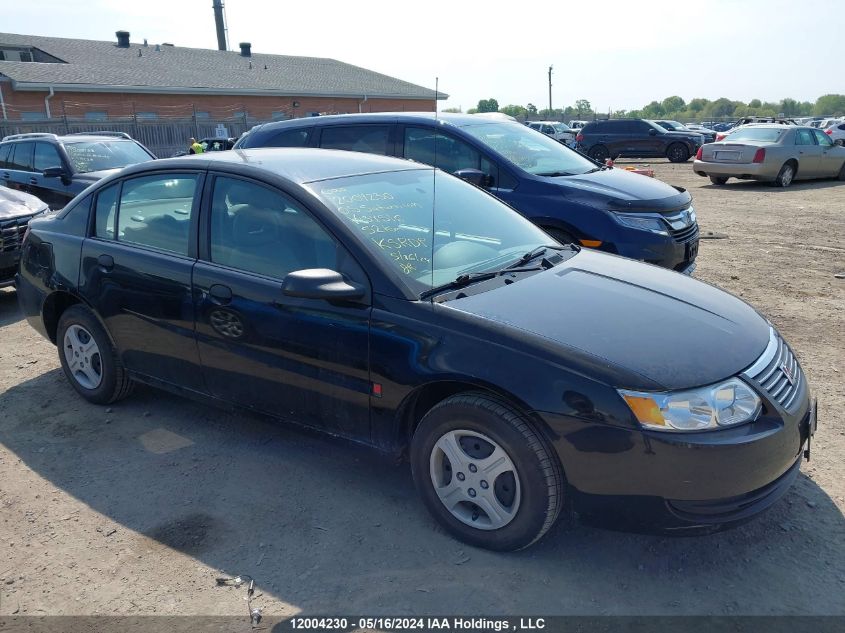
709;176;729;185
774;162;796;187
838;161;845;181
667;143;690;163
410;393;564;551
57;305;134;404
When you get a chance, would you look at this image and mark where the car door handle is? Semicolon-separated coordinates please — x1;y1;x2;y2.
97;254;114;271
1;172;9;179
29;177;38;185
208;284;233;304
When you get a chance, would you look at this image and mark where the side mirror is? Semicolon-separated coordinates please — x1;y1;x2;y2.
282;268;365;301
454;168;491;188
42;166;67;178
648;128;657;136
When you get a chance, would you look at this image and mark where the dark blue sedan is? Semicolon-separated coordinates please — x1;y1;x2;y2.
16;149;815;550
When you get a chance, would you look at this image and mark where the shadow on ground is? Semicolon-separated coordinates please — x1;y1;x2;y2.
1;369;843;616
0;288;22;327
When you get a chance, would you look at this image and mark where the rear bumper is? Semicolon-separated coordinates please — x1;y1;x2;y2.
693;159;778;180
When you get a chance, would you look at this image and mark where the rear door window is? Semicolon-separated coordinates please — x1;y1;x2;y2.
795;129;815;145
265;128;312;147
319;125;392;155
9;142;34;171
116;174;200;255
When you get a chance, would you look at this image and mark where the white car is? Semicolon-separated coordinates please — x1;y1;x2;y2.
823;120;845;145
526;121;577;145
568;120;589;130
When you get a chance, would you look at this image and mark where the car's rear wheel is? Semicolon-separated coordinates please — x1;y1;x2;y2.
410;393;564;551
709;176;729;185
588;145;609;163
667;143;690;163
545;228;575;245
838;161;845;181
57;305;134;404
774;162;796;187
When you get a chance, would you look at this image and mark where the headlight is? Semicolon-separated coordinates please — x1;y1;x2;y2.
611;212;668;235
619;378;761;432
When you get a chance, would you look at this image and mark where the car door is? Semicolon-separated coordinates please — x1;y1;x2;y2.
794;128;821;178
812;128;842;177
631;121;663;156
78;171;206;391
5;141;35;195
192;173;372;439
31;142;72;209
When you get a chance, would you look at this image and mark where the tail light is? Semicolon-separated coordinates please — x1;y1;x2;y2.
695;147;703;160
716;133;726;141
576;133;584;143
825;129;833;134
752;148;766;163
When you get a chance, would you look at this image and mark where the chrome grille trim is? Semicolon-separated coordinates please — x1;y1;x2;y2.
742;327;804;412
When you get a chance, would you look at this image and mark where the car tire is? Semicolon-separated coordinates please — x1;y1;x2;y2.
588;145;609;163
57;305;134;405
667;143;690;163
838;161;845;181
410;393;564;551
774;161;796;188
545;228;576;245
709;176;729;185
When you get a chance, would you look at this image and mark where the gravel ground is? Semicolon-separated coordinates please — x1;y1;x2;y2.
0;160;843;618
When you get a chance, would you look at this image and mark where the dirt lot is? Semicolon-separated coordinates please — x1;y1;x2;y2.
1;161;843;618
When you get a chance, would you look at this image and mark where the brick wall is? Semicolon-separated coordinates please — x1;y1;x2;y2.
1;87;436;120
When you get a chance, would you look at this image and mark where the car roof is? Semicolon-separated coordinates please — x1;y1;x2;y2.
121;147;430;184
254;111;511;131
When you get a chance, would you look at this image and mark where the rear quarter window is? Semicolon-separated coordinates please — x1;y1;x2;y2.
319;126;392;155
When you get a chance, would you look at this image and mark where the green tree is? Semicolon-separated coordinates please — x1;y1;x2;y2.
780;98;800;116
748;99;762;109
642;101;664;118
526;103;538;115
688;98;709;113
574;99;592;117
661;95;686;115
499;104;528;118
476;98;499;113
442;107;462;113
814;94;845;116
707;98;736;118
467;108;478;114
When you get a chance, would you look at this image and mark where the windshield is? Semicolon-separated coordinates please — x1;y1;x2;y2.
64;140;152;173
460;122;597;176
552;123;572;133
725;128;785;142
662;121;685;130
308;169;557;293
646;121;670;133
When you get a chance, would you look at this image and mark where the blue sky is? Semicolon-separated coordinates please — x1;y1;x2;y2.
3;0;839;112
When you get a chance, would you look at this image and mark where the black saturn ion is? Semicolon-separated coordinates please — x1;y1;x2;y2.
16;149;817;551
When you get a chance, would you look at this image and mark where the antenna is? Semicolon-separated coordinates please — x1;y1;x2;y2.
431;77;439;293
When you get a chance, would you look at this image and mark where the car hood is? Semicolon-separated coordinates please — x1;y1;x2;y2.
0;185;47;219
446;249;769;391
556;167;692;212
75;168;123;182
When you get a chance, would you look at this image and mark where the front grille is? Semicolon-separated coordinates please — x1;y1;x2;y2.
670;223;699;243
742;327;804;411
663;207;699;243
0;214;34;253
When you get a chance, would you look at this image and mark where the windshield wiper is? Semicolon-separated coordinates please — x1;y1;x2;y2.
420;266;544;300
508;244;574;268
536;171;575;177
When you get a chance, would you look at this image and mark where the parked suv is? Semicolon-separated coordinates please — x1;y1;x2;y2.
0;132;155;209
236;113;699;273
576;119;704;163
0;184;49;287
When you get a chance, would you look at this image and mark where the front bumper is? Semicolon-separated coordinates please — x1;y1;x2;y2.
606;231;699;273
693;159;779;180
0;249;21;288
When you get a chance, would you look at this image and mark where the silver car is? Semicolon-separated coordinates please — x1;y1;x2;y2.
693;125;845;187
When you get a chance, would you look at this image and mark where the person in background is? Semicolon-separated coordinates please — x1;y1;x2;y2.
188;138;204;154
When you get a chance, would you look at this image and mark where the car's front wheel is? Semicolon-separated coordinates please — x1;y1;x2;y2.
410;393;564;551
57;305;134;404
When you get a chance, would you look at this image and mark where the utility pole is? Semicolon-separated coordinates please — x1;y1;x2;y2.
548;65;553;115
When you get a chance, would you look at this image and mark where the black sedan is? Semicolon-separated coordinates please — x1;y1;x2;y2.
16;149;816;550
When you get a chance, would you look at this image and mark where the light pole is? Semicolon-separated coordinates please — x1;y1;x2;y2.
548;65;553;115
